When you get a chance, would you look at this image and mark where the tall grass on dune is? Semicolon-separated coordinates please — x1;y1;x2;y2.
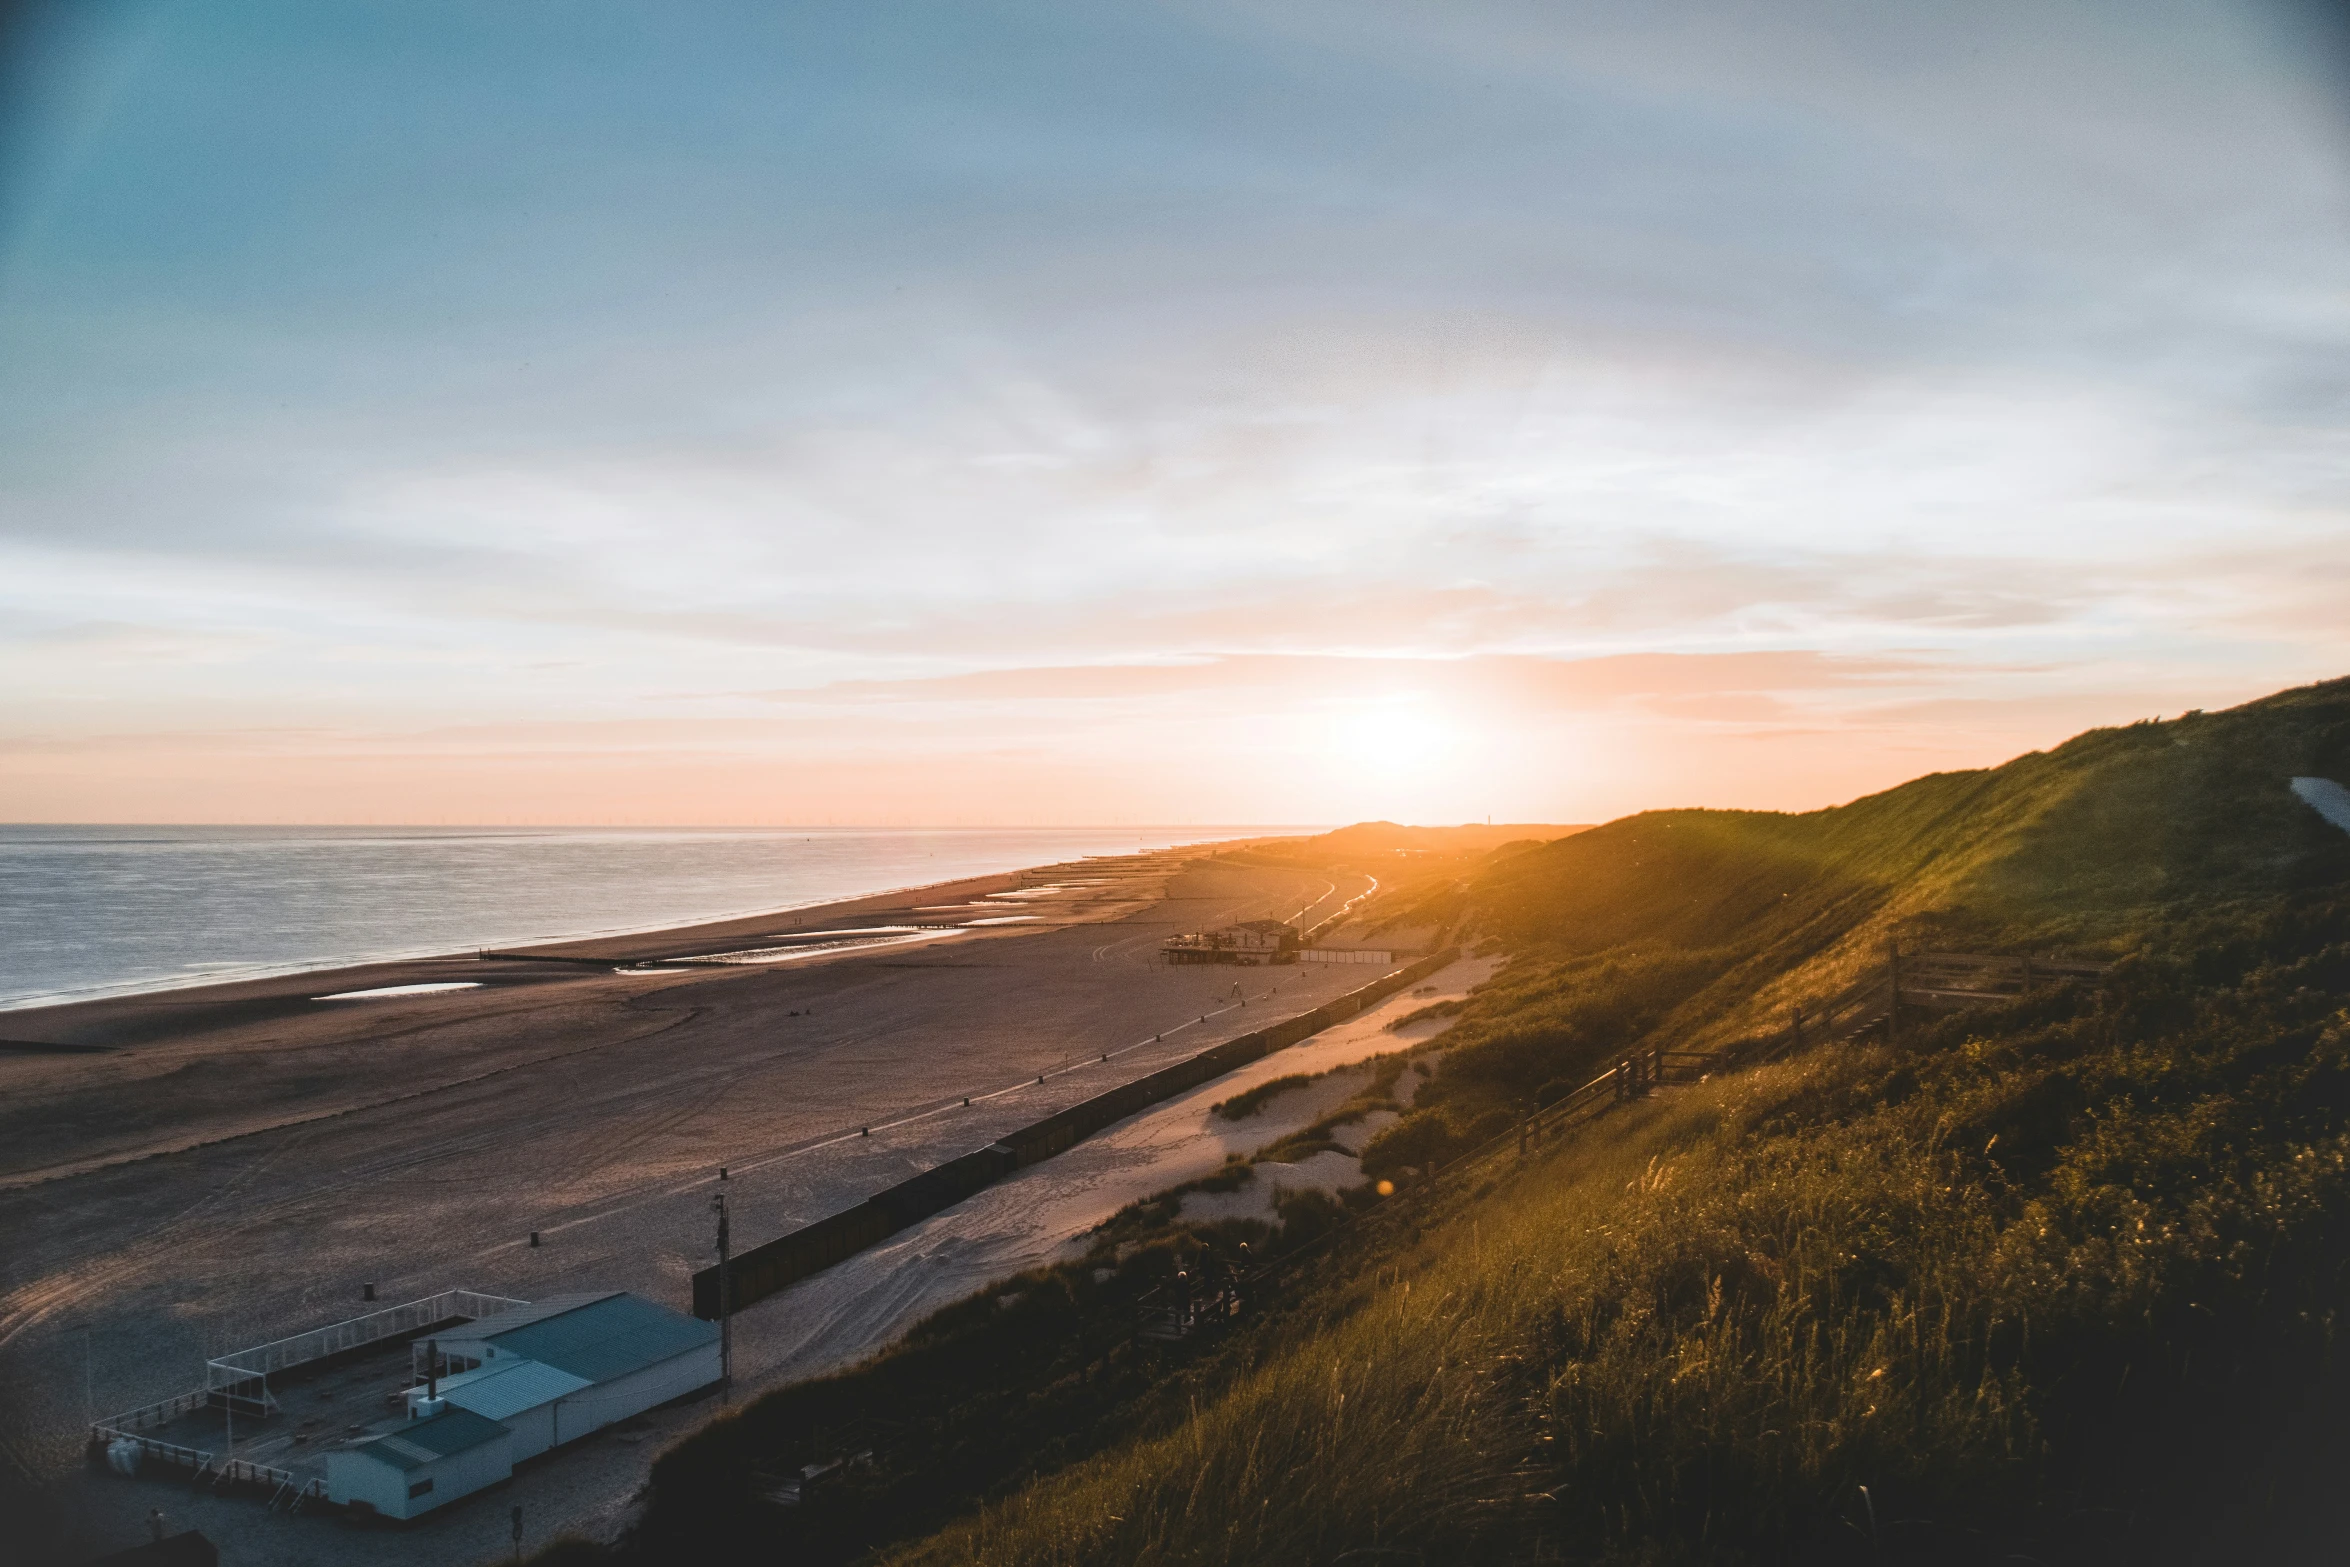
892;897;2350;1564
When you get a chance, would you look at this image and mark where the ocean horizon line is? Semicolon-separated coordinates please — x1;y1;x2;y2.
0;824;1326;1016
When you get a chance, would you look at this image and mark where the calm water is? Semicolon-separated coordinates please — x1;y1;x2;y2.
0;825;1299;1011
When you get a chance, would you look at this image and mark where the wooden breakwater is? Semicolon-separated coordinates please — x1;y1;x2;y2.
690;947;1462;1319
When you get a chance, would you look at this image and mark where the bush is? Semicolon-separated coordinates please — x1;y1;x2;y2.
1359;1104;1512;1179
1211;1073;1314;1120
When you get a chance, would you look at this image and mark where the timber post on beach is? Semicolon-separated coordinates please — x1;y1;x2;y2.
712;1192;732;1401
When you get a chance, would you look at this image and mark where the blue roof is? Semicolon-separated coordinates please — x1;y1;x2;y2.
474;1291;716;1383
356;1406;510;1471
438;1357;593;1421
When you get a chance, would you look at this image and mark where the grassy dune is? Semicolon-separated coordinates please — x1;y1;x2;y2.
899;898;2350;1562
1362;679;2350;1176
585;678;2350;1565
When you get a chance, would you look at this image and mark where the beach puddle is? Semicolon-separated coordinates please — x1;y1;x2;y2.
982;883;1099;901
312;981;485;1001
675;928;965;965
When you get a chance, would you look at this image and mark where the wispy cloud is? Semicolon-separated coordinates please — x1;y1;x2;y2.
0;0;2344;822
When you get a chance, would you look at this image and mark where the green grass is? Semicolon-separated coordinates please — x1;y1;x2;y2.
890;895;2350;1564
1352;679;2350;1176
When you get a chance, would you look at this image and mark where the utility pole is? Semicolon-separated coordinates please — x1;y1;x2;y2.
712;1192;733;1401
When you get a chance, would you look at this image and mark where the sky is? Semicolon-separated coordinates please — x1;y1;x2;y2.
2;0;2347;827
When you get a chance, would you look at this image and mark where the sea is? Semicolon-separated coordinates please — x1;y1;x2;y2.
0;824;1306;1012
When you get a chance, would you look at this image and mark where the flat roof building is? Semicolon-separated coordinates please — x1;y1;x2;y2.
316;1290;719;1518
429;1292;721;1461
326;1405;512;1520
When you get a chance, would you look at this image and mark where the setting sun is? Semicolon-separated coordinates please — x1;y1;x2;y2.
1327;704;1460;784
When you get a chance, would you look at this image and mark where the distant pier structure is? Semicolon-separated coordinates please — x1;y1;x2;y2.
1160;919;1300;966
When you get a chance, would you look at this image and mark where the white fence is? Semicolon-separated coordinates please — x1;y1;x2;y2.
90;1389;324;1503
206;1289;525;1398
89;1428;327;1509
1299;948;1392;965
90;1287;523;1516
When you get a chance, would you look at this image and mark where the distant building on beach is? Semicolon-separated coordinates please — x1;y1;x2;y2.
1161;919;1299;965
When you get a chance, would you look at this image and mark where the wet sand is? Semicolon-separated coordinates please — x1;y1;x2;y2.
4;845;1421;1564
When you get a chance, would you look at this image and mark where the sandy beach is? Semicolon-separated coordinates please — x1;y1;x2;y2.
1;841;1455;1564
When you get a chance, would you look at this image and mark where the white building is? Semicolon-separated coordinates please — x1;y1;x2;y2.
326;1405;512;1520
426;1291;722;1461
323;1291;719;1520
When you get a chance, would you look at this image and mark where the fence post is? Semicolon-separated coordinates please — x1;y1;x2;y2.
1886;941;1901;1045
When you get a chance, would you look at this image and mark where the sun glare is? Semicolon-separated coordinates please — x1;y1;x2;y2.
1328;705;1460;785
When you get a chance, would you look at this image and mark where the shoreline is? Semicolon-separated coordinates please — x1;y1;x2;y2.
4;846;1396;1567
0;829;1294;1026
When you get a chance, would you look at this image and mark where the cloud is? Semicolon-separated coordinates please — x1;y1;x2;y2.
768;649;1953;724
0;0;2346;821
